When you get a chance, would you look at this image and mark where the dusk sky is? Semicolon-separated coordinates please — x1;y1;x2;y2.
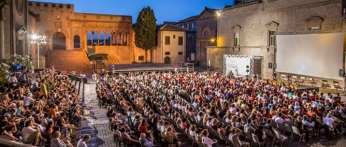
32;0;234;24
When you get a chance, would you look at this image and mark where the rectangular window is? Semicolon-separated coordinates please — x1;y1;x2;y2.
187;24;189;30
138;56;144;61
191;23;194;29
59;4;63;8
67;4;71;8
44;3;48;7
269;31;276;47
29;2;32;6
234;33;239;46
36;3;40;6
165;36;170;45
178;37;183;45
52;4;56;7
178;52;183;55
165;52;170;55
181;24;184;28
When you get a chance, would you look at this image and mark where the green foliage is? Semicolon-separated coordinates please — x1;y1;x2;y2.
134;6;156;62
233;0;243;6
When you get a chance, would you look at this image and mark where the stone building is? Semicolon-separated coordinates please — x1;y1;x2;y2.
174;15;197;62
0;0;31;61
208;0;346;84
0;0;152;73
195;7;220;66
154;24;186;65
27;1;137;72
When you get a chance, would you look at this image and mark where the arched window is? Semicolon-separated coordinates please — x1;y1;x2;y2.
119;32;122;45
124;32;128;45
112;33;117;45
92;31;98;46
74;35;80;48
106;32;111;45
87;31;92;46
99;32;105;46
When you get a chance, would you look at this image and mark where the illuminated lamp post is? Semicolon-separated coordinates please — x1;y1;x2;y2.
30;35;46;69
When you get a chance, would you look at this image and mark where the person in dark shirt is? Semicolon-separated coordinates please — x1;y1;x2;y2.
255;125;266;142
218;108;227;119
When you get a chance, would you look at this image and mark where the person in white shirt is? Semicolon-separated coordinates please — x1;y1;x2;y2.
275;113;285;124
302;115;315;127
77;134;90;147
22;119;41;146
202;130;217;147
323;113;334;130
23;93;35;107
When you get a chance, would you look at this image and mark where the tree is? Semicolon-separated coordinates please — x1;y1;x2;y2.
233;0;243;6
134;6;156;62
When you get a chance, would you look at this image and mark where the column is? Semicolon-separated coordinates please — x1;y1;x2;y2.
0;19;4;60
0;4;5;60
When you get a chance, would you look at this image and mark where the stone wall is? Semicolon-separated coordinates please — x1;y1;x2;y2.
196;10;217;65
209;0;345;81
48;50;92;73
207;47;274;78
28;1;135;68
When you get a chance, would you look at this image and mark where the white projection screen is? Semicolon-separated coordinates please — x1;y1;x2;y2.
276;33;344;80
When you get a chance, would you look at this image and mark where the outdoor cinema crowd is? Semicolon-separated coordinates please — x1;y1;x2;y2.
96;71;346;147
0;67;90;147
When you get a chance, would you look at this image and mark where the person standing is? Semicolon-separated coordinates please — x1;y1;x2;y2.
40;79;48;97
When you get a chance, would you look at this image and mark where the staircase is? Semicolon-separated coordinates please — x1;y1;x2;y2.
48;50;92;73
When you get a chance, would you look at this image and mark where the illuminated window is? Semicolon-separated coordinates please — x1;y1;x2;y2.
234;33;239;46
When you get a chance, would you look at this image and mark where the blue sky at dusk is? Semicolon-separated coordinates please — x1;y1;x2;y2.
32;0;234;24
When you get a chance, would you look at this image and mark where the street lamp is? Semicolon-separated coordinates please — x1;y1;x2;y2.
30;35;46;69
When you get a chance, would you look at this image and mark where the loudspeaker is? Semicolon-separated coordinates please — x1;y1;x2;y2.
268;63;273;69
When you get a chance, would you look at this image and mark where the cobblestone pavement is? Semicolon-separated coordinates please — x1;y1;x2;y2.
77;79;117;147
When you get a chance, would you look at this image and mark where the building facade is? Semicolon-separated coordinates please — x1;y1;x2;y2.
174;16;197;62
0;0;31;60
154;24;186;65
195;7;219;66
208;0;346;82
27;1;136;72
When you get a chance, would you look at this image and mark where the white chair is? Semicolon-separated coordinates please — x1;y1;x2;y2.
273;128;288;147
264;128;275;147
284;124;293;141
252;133;266;147
291;126;305;145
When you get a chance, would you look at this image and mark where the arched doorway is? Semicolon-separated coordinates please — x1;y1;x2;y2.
53;32;66;50
164;56;171;64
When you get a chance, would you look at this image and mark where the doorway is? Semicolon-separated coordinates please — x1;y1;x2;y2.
52;32;66;50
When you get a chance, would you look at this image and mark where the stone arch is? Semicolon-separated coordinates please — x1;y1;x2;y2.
105;32;111;45
92;31;98;46
112;32;117;45
200;26;211;37
87;31;92;46
52;32;66;50
99;31;105;45
231;24;241;30
305;16;324;31
49;29;69;49
164;56;171;64
119;32;123;45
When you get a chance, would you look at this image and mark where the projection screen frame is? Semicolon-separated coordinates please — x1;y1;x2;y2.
276;33;344;80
